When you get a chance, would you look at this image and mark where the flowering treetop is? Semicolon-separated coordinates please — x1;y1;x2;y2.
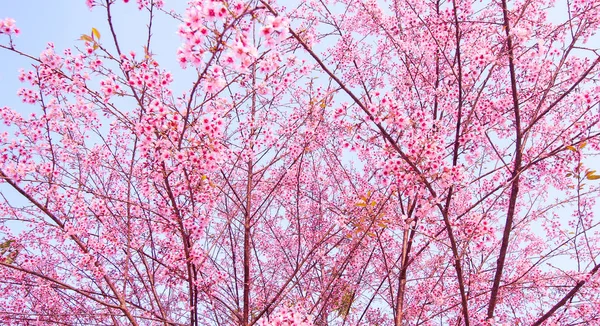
1;0;600;325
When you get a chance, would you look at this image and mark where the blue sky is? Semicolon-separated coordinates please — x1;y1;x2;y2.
0;1;189;110
1;2;105;104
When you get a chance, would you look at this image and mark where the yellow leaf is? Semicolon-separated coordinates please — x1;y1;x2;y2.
360;191;371;202
587;174;600;180
80;34;93;42
91;27;101;40
566;145;577;152
579;141;587;149
355;202;367;207
370;201;376;207
336;290;355;317
0;240;14;249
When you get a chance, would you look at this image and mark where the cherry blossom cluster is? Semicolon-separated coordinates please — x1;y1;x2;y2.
257;306;313;326
120;52;174;97
176;1;243;68
260;16;289;48
0;0;599;324
0;18;19;35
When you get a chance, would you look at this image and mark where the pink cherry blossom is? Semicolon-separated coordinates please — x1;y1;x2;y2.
0;0;599;325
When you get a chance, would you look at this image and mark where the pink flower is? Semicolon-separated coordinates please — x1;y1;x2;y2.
204;78;224;94
267;16;289;32
0;18;18;35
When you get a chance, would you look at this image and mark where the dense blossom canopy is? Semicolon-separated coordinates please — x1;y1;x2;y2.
1;0;600;325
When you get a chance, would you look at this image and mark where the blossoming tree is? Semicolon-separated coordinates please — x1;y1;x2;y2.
1;0;600;324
